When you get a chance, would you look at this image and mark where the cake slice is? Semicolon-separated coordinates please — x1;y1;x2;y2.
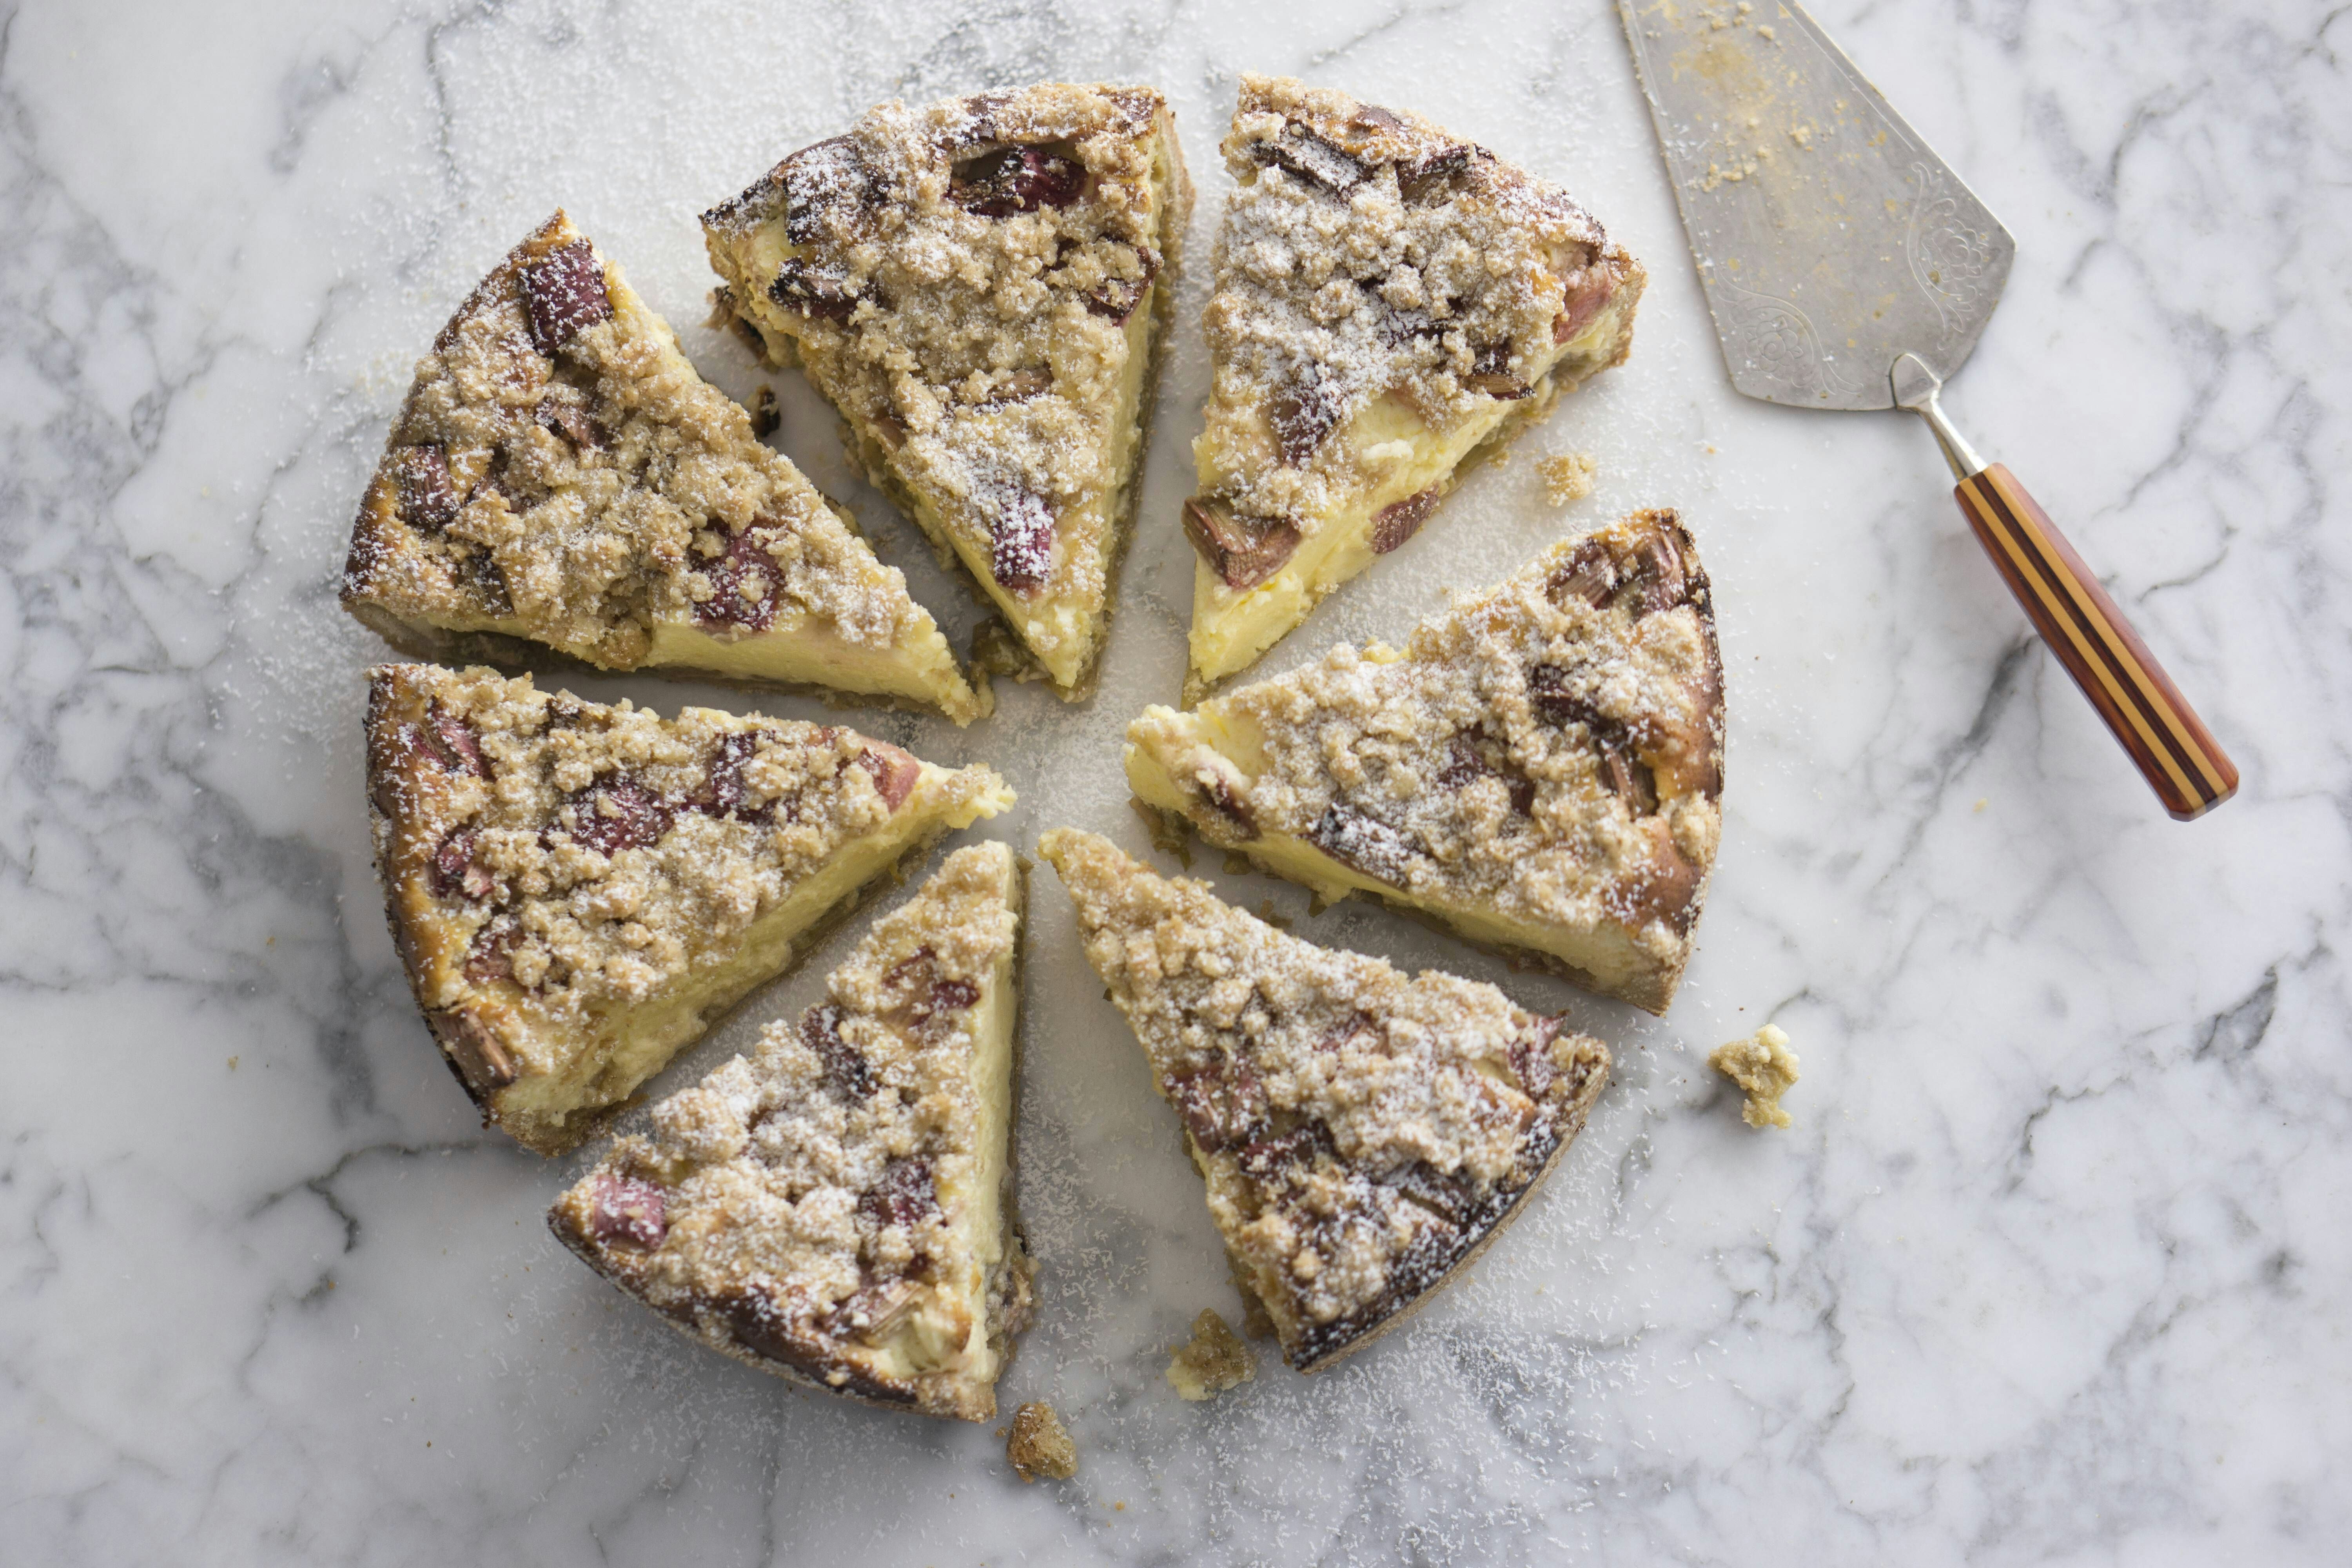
1129;509;1720;1015
365;663;1013;1154
342;211;987;724
1037;829;1608;1372
702;83;1193;696
1183;75;1645;696
550;842;1030;1420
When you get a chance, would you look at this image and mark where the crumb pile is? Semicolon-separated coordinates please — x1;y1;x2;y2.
1711;1024;1799;1129
1166;1308;1256;1400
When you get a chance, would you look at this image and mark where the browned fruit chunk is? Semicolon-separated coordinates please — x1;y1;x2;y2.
1183;497;1301;592
1370;485;1439;554
1598;746;1659;815
1545;537;1617;608
522;238;612;354
950;145;1087;216
693;524;782;632
987;485;1055;593
1384;1159;1475;1225
768;258;862;320
1465;342;1532;400
749;385;780;438
396;444;461;534
833;1278;922;1344
780;136;878;244
1084;245;1160;325
1253;122;1370;195
1617;824;1703;934
535;393;606;450
1400;143;1478;203
802;1002;876;1098
1554;267;1613;344
1270;372;1348;465
1436;733;1536;815
419;704;487;777
853;741;922;811
585;1174;667;1250
858;1157;938;1229
464;920;520;985
1308;802;1419;887
1510;1016;1563;1099
567;776;673;857
429;827;494;901
691;731;777;823
1634;530;1688;614
1165;1059;1269;1154
428;1007;516;1091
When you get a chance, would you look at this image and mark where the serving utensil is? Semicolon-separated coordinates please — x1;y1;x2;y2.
1618;0;2236;819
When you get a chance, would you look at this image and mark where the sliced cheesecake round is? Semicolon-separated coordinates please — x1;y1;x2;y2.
342;211;987;724
1129;509;1722;1016
1184;75;1646;697
702;83;1194;698
550;842;1031;1421
365;663;1013;1154
1038;829;1608;1373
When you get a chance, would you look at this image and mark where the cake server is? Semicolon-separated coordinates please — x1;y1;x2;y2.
1617;0;2236;819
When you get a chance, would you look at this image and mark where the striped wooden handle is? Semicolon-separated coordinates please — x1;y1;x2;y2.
1955;464;2237;820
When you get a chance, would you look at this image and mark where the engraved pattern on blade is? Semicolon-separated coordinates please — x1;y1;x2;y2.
1903;162;2002;335
1619;0;2016;410
1717;281;1860;404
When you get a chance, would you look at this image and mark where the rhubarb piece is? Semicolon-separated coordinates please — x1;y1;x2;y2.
1127;509;1721;1015
1182;497;1301;592
704;83;1194;697
341;211;986;724
550;844;1032;1420
1183;76;1646;695
365;663;1012;1154
1040;830;1610;1372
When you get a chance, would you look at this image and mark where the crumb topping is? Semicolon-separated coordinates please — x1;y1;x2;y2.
1006;1401;1078;1480
1539;452;1596;506
1137;510;1723;948
1042;829;1602;1346
558;844;1018;1342
368;664;994;1028
704;85;1178;644
1196;75;1625;535
1711;1024;1799;1129
1165;1308;1256;1400
347;212;930;668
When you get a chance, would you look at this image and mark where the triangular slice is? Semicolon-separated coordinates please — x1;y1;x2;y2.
1037;829;1608;1372
702;83;1194;696
550;842;1031;1420
343;211;987;724
1129;509;1721;1016
365;663;1013;1154
1183;75;1646;696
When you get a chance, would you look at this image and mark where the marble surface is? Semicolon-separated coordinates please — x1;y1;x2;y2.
3;0;2347;1561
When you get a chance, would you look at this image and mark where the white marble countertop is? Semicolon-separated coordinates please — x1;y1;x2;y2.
4;0;2345;1561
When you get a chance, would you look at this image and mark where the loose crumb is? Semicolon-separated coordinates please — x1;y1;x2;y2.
1537;452;1596;506
1711;1024;1799;1129
1166;1309;1256;1401
1006;1402;1077;1481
